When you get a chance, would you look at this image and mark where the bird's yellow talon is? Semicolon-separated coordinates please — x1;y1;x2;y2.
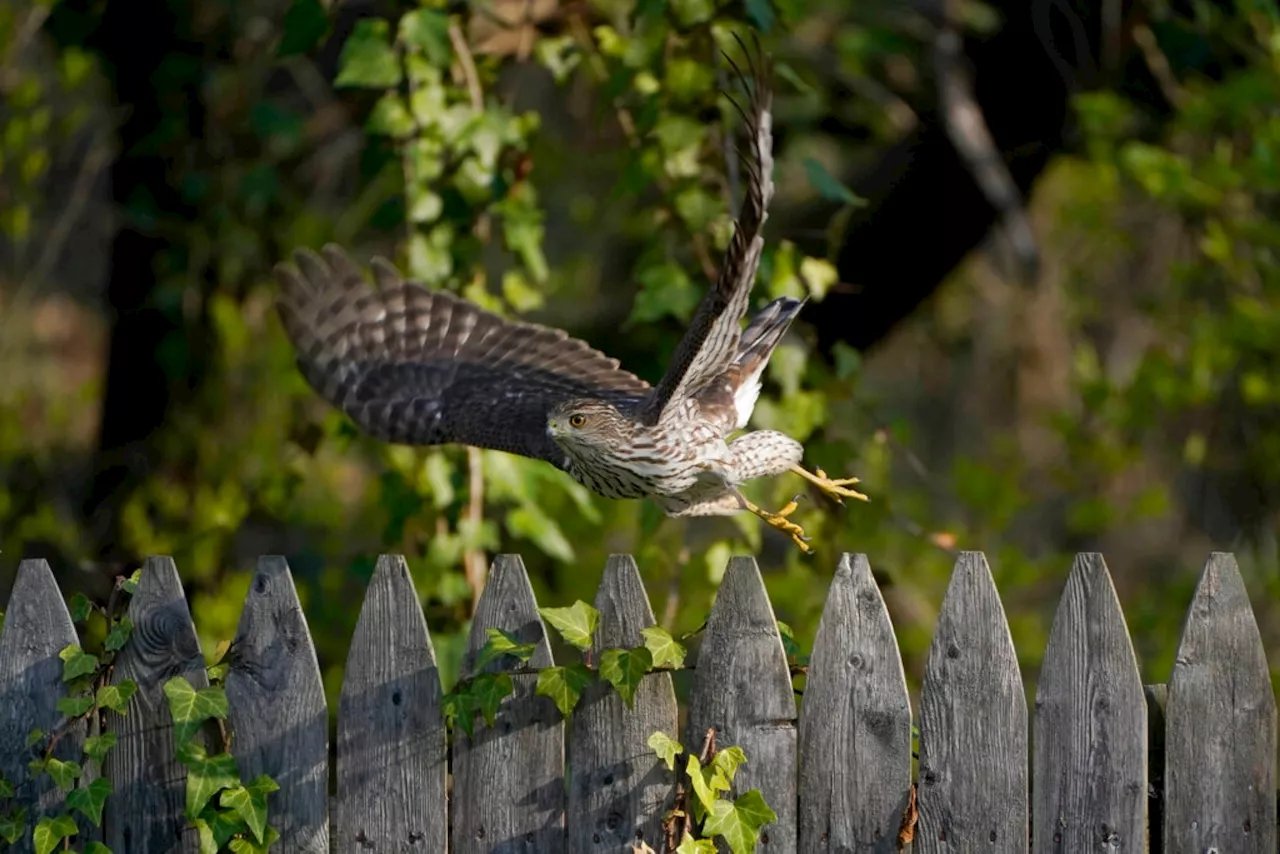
744;498;815;554
790;465;870;504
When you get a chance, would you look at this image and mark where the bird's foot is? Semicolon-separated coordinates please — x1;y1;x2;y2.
744;495;814;555
790;465;870;505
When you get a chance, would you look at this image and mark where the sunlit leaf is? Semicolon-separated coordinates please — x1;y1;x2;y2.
598;646;652;708
538;602;600;651
335;19;402;89
534;664;593;717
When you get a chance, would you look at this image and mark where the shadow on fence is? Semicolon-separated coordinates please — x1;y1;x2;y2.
1;550;1276;853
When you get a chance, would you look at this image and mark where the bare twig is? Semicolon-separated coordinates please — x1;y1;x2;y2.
933;23;1039;285
0;5;51;90
464;446;487;608
1132;23;1185;109
448;21;485;111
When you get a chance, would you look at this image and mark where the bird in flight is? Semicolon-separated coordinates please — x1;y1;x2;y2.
274;39;866;553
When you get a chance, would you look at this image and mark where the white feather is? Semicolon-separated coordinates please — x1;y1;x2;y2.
732;371;764;430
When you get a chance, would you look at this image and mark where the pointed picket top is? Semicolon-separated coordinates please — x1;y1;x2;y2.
798;554;912;854
105;556;207;852
0;560;82;854
451;553;564;854
687;555;797;851
1165;552;1276;853
918;551;1027;852
225;555;329;852
336;555;446;852
568;554;677;853
1032;553;1145;853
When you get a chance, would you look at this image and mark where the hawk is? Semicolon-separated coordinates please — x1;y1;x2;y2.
274;43;866;552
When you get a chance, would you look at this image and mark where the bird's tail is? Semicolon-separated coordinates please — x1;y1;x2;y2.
735;296;805;374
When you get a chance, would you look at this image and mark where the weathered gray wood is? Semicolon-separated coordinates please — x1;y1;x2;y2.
568;554;678;853
450;554;564;854
104;556;207;854
335;554;446;851
687;555;797;853
1164;552;1276;853
225;556;329;853
1032;553;1145;853
0;560;84;854
798;553;912;854
917;551;1027;853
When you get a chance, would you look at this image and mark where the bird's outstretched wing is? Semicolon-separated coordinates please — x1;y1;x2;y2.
638;36;775;426
275;245;649;467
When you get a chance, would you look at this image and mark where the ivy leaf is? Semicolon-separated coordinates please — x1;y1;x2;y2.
399;9;451;66
640;626;686;669
196;809;246;853
703;790;778;854
57;695;94;718
26;728;44;748
0;777;11;798
98;680;138;715
83;843;112;854
121;569;141;595
335;19;402;89
66;778;112;827
59;645;98;682
229;826;280;853
472;628;537;673
712;746;747;789
537;602;600;651
32;814;77;854
367;93;415;139
84;732;118;764
0;806;27;844
534;664;593;718
686;755;716;818
647;731;683;771
278;0;330;57
676;834;717;854
598;646;652;709
104;617;133;652
44;758;81;791
221;774;279;844
163;677;228;745
68;593;92;623
470;672;514;727
177;742;240;820
803;157;863;207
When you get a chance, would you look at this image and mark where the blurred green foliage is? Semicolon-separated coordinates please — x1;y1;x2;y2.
1;0;1278;720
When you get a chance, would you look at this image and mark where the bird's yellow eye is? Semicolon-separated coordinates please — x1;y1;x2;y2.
568;413;587;428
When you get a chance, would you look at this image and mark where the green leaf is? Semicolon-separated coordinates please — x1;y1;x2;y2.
57;695;94;718
703;789;778;854
84;842;114;854
335;18;402;89
196;809;246;853
44;758;81;791
472;628;537;673
676;834;717;854
399;9;451;66
640;626;687;669
278;0;331;57
647;731;683;771
712;746;747;788
534;664;593;717
0;778;10;798
686;755;716;817
470;672;515;727
537;602;600;651
98;680;138;714
803;157;863;207
26;728;44;748
367;92;415;139
220;774;279;844
228;826;280;854
598;646;652;709
84;732;118;764
104;617;133;652
442;690;478;740
0;806;27;844
66;778;112;827
177;742;241;820
59;645;98;682
163;677;228;745
121;569;141;595
32;814;77;854
68;593;92;623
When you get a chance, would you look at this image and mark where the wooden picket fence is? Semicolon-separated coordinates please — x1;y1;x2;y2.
0;550;1276;853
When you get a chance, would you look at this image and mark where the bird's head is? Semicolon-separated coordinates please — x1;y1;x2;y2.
547;398;631;457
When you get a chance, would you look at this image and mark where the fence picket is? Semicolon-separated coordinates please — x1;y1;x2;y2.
567;554;678;853
450;554;564;854
335;554;447;851
798;553;912;854
224;556;329;853
687;555;798;852
1164;552;1277;853
917;551;1027;853
0;560;83;854
103;556;207;854
1032;553;1146;853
